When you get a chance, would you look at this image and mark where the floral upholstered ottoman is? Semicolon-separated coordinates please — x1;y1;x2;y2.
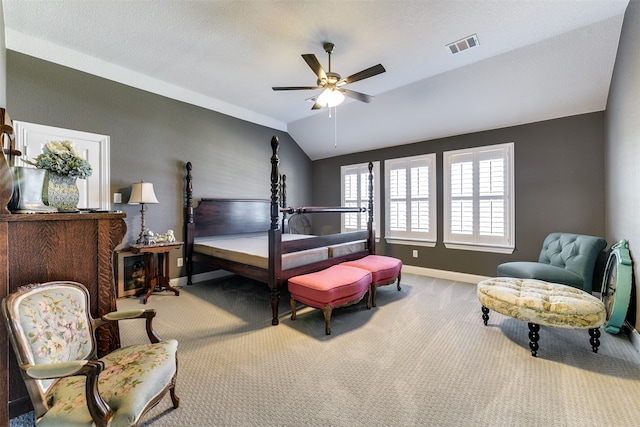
477;277;606;357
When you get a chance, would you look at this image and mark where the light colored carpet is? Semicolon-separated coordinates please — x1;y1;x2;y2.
11;273;640;426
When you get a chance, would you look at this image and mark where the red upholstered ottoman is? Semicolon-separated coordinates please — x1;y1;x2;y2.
288;265;372;335
341;255;402;306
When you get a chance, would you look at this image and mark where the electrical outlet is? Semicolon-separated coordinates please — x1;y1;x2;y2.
412;250;418;258
113;193;122;204
177;257;183;267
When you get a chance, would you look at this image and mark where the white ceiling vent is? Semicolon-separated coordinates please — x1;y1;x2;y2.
446;34;479;55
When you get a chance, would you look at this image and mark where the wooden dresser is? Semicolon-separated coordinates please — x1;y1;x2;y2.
0;212;127;422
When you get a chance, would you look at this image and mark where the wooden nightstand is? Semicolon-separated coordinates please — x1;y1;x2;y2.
129;241;183;304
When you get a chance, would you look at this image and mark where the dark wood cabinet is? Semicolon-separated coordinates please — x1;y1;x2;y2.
0;212;127;422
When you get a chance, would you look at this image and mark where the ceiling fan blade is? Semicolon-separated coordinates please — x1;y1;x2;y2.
311;102;322;110
338;64;386;86
302;54;327;81
340;88;375;103
272;86;321;91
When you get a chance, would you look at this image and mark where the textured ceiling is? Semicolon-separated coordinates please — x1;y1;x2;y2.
2;0;630;160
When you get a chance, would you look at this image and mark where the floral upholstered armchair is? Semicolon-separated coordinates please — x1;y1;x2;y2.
2;281;179;427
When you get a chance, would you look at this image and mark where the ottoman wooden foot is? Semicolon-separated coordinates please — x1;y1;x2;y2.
323;306;333;335
589;328;601;353
528;323;540;357
481;305;490;326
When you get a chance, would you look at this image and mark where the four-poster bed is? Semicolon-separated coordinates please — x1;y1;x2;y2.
184;135;375;325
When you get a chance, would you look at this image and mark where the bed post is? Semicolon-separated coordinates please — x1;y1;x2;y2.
368;161;375;255
185;162;194;286
269;136;283;325
280;174;287;233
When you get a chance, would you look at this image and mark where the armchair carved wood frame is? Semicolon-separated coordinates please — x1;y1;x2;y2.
2;281;180;427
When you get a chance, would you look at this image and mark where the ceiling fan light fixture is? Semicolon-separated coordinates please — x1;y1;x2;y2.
316;88;345;108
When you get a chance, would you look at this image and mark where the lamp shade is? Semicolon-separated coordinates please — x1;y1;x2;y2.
316;88;345;108
128;181;159;205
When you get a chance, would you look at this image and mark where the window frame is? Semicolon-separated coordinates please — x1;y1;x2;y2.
384;153;437;247
340;161;380;239
443;142;515;253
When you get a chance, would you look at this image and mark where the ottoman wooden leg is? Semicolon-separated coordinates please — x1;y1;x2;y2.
397;271;402;291
290;297;297;320
589;328;601;353
481;306;490;326
372;286;378;307
528;323;540;357
323;305;333;335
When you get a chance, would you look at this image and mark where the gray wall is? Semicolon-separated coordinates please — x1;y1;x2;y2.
605;0;640;329
312;112;606;277
6;51;312;276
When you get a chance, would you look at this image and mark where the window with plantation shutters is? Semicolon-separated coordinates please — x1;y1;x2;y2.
341;162;380;239
385;154;436;246
444;143;514;253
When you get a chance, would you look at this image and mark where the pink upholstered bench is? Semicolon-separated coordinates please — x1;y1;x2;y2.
341;255;402;307
288;264;373;335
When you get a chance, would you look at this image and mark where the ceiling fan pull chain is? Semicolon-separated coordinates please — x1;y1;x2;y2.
334;106;338;148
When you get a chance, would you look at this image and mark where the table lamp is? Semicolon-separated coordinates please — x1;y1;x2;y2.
128;181;159;244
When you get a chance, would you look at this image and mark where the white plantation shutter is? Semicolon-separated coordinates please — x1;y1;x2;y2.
341;162;380;238
444;143;514;253
389;167;407;231
479;156;505;236
343;171;359;229
411;164;430;232
450;156;473;235
385;154;436;245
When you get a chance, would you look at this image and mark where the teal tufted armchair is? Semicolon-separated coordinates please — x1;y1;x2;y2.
497;232;607;293
2;281;180;427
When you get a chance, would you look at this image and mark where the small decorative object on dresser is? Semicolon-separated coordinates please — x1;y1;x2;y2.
11;167;57;213
47;172;80;210
24;140;93;212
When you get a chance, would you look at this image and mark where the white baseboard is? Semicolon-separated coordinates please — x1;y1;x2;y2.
402;264;490;284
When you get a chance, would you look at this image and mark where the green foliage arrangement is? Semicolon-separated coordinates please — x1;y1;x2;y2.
25;140;93;179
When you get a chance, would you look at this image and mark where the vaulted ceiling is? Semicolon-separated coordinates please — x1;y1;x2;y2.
2;0;629;160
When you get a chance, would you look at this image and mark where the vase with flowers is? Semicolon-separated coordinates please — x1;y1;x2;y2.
25;140;92;211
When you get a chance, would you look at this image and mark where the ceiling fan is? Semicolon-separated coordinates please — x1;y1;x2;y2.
272;42;386;110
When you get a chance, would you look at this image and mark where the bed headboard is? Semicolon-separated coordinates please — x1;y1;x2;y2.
192;198;270;237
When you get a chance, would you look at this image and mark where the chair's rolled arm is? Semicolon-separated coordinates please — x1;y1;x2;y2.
25;360;91;379
102;308;148;321
100;308;162;344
